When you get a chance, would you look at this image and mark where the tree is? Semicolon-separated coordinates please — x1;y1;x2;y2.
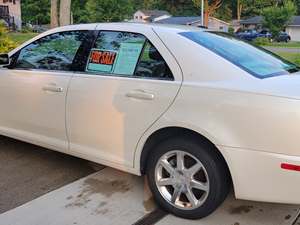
85;0;134;22
262;0;296;38
235;0;280;20
192;0;223;26
50;0;72;28
60;0;72;26
21;0;50;25
72;0;89;23
294;0;300;14
237;0;246;21
51;0;59;28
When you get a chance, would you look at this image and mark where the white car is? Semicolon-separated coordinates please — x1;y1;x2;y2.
1;23;300;219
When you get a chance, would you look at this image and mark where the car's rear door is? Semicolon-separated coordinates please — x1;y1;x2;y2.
67;26;182;168
0;28;96;151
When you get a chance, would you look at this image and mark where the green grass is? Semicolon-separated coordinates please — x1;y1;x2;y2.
277;52;300;66
261;41;300;48
7;32;38;45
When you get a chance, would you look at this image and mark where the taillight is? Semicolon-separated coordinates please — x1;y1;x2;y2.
281;163;300;172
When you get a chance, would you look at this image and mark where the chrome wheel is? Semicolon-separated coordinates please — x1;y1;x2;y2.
155;150;210;210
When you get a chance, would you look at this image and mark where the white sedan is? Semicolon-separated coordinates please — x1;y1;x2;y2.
1;23;300;219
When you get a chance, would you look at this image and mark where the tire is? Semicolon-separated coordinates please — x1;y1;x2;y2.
146;137;230;219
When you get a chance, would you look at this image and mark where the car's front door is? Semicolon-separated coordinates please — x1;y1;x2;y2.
67;29;182;169
0;30;93;151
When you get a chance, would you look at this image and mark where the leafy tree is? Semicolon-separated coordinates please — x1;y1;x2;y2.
22;0;50;25
234;0;280;20
294;0;300;14
85;0;134;22
192;0;223;26
72;0;89;23
214;0;232;21
262;0;296;38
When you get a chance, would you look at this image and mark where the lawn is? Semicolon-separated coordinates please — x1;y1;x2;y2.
7;32;38;45
276;52;300;66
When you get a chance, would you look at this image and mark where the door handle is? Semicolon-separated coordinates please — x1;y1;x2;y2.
42;85;63;93
126;90;155;100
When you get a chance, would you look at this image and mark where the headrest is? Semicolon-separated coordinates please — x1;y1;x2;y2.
149;45;162;60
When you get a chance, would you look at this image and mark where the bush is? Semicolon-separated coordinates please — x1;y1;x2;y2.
21;25;34;33
0;22;17;53
228;26;234;35
253;37;270;46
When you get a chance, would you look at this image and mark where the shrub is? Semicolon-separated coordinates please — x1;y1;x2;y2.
228;26;235;35
0;22;17;53
253;37;270;46
21;25;34;33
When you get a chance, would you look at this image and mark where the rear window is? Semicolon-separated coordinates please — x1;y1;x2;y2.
180;31;299;78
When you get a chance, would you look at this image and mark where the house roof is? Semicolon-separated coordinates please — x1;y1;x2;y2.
290;16;300;26
138;10;170;17
240;16;263;25
240;16;300;26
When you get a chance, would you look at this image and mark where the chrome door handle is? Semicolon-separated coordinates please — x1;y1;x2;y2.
126;90;155;100
42;85;63;93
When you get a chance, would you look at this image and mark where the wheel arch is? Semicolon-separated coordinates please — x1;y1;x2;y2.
139;126;233;185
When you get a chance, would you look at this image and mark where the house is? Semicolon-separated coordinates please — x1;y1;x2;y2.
240;16;300;41
286;17;300;41
239;16;263;30
133;10;171;23
156;16;230;32
0;0;21;30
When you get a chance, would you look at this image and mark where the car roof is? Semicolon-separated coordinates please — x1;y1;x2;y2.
52;22;205;34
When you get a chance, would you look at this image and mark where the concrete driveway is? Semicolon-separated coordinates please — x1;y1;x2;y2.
1;135;300;225
0;136;102;214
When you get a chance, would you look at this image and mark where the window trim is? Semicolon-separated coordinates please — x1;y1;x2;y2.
8;30;96;73
83;30;175;81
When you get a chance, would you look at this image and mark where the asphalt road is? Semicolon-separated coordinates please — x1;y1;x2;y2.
0;135;103;214
264;46;300;53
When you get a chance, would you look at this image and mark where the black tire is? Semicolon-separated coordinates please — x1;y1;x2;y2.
146;136;231;219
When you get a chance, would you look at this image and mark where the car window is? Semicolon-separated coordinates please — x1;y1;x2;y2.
135;41;173;80
14;31;90;71
180;31;299;78
86;31;174;80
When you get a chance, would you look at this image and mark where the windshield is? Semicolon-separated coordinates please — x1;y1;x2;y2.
180;31;299;78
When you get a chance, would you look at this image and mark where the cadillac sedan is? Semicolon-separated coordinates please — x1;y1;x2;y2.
1;23;300;219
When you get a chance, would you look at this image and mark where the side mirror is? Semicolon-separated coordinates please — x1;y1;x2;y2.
0;54;10;66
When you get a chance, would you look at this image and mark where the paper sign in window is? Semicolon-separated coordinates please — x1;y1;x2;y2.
113;42;144;75
87;49;117;73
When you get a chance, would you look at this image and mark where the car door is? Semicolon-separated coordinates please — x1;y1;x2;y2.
67;28;182;169
0;30;93;151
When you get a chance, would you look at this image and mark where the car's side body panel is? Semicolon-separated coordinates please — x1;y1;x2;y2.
133;27;300;204
0;69;72;151
66;24;183;169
